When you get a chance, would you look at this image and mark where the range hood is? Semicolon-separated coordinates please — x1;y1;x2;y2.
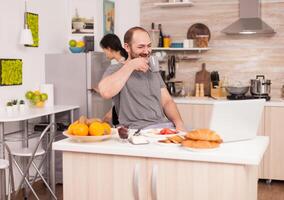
222;0;275;35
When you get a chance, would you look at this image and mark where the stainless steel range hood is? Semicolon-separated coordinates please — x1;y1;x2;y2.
222;0;275;35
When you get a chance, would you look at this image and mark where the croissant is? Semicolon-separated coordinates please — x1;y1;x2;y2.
182;139;220;149
185;129;223;143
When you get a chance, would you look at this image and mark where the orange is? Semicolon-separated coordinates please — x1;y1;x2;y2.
67;121;78;135
89;121;105;136
36;101;44;108
73;123;89;136
102;122;111;135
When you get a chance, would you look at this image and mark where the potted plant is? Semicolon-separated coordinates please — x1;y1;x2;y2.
12;99;18;112
19;100;27;112
6;101;13;114
72;8;85;31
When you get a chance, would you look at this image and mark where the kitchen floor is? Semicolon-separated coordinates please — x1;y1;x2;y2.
13;180;284;200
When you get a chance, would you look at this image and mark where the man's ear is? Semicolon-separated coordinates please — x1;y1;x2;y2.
124;43;130;53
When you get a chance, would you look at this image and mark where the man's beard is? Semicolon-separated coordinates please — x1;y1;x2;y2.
129;47;150;59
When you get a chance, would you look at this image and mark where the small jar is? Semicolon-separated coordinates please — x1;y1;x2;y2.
163;35;171;48
196;35;209;48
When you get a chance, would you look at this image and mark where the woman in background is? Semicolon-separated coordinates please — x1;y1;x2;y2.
100;33;128;63
99;34;128;124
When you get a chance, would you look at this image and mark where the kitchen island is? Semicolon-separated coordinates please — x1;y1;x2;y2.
53;134;268;200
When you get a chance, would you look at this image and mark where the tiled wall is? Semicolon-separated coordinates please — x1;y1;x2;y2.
140;0;284;97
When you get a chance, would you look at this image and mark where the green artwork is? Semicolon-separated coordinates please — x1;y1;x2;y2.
0;59;23;86
25;12;39;47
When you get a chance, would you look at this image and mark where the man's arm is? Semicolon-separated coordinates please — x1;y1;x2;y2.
98;58;149;99
160;88;186;131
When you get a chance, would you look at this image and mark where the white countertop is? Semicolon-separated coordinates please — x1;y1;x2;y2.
53;135;269;166
174;97;284;107
0;105;79;122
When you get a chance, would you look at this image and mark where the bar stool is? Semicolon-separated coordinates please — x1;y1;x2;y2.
5;123;57;200
0;143;15;200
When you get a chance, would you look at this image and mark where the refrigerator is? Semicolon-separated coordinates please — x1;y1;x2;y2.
45;52;112;119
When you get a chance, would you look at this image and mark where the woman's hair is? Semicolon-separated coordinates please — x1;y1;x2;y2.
100;34;128;59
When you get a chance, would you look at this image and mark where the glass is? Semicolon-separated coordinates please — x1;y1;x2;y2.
117;125;129;142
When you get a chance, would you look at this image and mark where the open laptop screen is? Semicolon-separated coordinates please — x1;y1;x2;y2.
209;99;265;142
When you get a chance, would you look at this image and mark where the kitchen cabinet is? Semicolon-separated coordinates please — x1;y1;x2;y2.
63;153;148;200
62;151;259;200
177;103;266;178
263;107;284;180
177;103;213;129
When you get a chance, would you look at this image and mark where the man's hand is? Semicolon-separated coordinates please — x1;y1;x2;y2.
128;57;149;73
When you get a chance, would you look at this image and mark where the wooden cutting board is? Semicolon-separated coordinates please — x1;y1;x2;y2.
195;63;211;96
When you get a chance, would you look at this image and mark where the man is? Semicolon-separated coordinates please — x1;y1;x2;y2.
99;27;185;130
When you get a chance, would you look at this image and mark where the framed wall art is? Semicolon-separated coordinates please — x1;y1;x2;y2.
103;0;115;35
0;59;23;86
25;12;39;47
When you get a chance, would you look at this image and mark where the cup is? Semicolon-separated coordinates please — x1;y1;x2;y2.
149;55;160;72
183;39;194;48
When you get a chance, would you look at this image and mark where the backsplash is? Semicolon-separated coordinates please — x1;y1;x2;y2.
140;0;284;97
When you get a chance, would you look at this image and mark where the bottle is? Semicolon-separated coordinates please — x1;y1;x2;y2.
195;83;200;97
163;35;171;48
199;83;204;97
151;22;155;30
158;24;164;47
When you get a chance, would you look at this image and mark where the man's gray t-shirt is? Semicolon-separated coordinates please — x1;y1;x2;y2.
103;63;169;129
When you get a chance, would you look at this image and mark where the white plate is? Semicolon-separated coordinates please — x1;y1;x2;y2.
181;146;220;152
142;128;183;138
63;128;117;142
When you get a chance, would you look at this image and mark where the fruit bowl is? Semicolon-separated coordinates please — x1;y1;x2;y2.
69;47;84;53
63;128;117;142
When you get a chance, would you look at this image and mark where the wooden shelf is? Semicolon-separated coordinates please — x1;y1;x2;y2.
154;2;194;8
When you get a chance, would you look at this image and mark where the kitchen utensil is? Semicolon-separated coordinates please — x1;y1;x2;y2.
187;23;211;41
210;71;220;88
166;82;176;95
195;63;210;96
225;86;249;96
159;70;166;82
167;55;176;80
133;129;142;136
250;75;271;96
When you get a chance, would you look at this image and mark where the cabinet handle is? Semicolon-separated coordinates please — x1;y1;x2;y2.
151;164;158;200
133;163;140;200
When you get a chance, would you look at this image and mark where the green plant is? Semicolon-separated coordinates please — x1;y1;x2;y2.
26;12;39;47
12;99;18;105
72;8;84;22
0;59;23;86
6;102;13;107
19;100;25;105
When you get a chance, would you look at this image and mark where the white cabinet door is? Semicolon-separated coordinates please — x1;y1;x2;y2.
63;152;148;200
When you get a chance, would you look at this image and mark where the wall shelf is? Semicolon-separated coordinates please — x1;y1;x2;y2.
152;47;210;52
154;2;194;8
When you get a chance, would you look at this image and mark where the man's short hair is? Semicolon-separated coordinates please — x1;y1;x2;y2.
124;26;149;45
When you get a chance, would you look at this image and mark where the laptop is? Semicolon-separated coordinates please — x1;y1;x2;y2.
209;99;265;142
